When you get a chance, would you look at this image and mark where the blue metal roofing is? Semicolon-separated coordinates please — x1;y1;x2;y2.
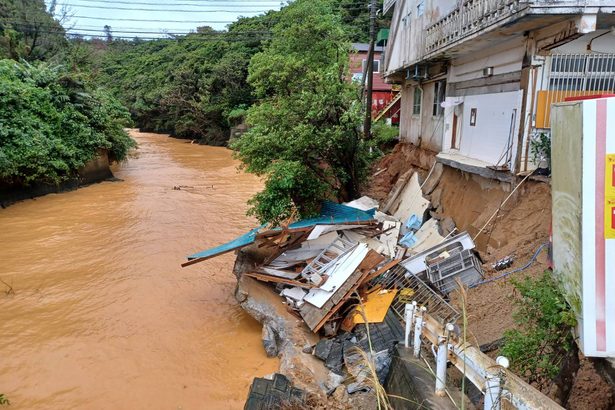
187;227;262;260
285;201;375;229
186;201;375;261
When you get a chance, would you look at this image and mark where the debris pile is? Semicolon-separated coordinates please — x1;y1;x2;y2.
184;172;486;401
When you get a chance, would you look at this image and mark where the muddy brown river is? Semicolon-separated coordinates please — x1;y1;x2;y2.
0;131;277;409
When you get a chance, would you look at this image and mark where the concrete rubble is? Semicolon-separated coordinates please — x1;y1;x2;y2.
183;171;487;407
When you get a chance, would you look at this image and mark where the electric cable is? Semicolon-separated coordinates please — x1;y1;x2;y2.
469;242;549;288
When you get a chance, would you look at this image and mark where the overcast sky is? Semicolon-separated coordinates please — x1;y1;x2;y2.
46;0;284;39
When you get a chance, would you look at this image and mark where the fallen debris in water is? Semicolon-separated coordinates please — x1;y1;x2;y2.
182;178;489;404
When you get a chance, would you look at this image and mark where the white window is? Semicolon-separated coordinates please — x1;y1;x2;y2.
432;80;446;116
413;87;422;115
362;59;380;74
549;54;615;91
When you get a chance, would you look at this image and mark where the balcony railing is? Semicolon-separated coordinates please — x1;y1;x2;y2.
425;0;524;55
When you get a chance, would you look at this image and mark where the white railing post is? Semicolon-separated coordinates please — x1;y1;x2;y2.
484;356;509;410
404;302;417;348
413;306;427;357
435;323;455;397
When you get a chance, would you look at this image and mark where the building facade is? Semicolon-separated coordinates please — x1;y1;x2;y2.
384;0;615;177
350;43;401;123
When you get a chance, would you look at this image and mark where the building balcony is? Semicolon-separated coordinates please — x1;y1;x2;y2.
424;0;613;58
425;0;524;55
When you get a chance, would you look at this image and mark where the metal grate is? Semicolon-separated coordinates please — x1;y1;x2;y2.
536;53;615;128
426;249;484;294
371;265;461;325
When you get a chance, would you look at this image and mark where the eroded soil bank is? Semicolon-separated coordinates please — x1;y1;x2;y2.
0;131;277;409
366;142;615;409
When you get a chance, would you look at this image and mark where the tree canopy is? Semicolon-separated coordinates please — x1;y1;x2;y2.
87;13;280;145
231;0;370;224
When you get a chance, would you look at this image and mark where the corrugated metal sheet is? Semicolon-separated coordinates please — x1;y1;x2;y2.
186;227;262;260
186;202;375;261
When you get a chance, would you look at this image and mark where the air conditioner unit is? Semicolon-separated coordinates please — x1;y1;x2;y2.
406;65;428;81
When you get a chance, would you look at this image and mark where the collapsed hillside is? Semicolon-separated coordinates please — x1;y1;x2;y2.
365;142;615;409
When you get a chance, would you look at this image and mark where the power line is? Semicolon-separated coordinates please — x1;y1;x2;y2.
3;19;272;34
60;16;241;23
5;21;271;36
66;0;280;7
3;23;273;41
60;3;277;13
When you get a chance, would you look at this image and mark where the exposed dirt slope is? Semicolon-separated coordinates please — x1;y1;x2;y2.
364;142;615;409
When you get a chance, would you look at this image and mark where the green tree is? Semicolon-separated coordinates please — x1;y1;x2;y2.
231;0;369;225
0;0;67;61
85;12;279;145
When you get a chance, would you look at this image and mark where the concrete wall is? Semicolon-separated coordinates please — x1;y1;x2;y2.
448;38;525;84
0;150;113;208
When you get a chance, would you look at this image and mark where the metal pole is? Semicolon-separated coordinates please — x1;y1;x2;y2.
435;323;454;397
404;302;417;348
363;0;377;140
484;356;509;410
413;306;427;357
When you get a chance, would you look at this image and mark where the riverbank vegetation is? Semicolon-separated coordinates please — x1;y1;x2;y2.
0;60;134;185
501;272;576;384
1;0;134;188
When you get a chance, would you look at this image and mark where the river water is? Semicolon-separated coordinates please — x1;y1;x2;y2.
0;131;278;409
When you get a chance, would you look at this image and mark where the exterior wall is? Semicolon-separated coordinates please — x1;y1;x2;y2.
349;49;391;91
399;80;445;152
442;90;523;167
448;39;525;85
385;0;457;74
349;47;398;119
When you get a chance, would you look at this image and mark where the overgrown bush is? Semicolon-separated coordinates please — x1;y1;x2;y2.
530;132;551;172
0;393;8;406
0;60;135;185
501;271;576;383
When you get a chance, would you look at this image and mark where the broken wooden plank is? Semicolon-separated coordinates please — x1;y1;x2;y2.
363;259;400;284
257;267;302;280
244;272;315;289
299;250;384;332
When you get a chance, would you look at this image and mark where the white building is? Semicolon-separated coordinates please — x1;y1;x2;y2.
383;0;615;180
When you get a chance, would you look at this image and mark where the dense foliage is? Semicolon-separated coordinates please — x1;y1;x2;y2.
231;0;369;224
0;0;67;61
0;60;134;185
88;15;279;145
501;272;576;383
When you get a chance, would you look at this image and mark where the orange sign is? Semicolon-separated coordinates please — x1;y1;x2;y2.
607;154;615;196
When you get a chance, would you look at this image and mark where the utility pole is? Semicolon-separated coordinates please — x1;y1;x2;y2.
363;0;377;140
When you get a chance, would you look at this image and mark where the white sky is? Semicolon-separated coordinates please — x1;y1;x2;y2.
46;0;284;38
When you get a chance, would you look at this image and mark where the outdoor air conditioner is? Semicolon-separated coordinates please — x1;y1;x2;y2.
406;65;428;81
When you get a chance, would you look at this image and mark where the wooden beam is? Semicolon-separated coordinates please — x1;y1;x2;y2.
363;259;400;284
244;272;315;289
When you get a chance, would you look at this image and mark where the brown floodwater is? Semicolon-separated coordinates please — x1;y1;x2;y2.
0;131;277;409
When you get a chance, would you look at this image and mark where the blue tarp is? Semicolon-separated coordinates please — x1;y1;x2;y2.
186;201;375;261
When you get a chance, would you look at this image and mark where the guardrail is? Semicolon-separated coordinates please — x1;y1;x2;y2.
424;0;524;54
